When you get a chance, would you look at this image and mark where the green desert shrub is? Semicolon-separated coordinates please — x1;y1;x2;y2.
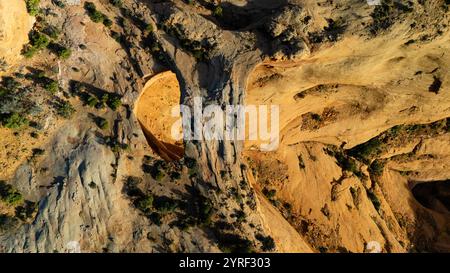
100;94;110;108
145;24;154;33
84;2;109;25
149;212;162;226
215;233;254;253
136;195;154;213
0;112;29;129
53;0;66;8
22;47;38;59
197;196;213;225
213;6;223;17
348;138;382;163
96;117;109;130
123;176;144;197
262;187;276;199
154;196;178;214
107;95;122;110
234;210;246;223
0;214;19;233
22;31;50;58
170;171;181;181
369;160;385;178
256;234;276;251
25;0;41;16
44;79;59;94
103;17;113;27
152;168;165;181
90;11;104;23
29;31;50;49
110;31;123;43
50;43;72;59
109;0;123;7
31;148;45;157
42;25;60;39
369;1;413;35
87;94;99;107
55;100;75;119
0;76;20;93
15;201;37;221
0;181;23;206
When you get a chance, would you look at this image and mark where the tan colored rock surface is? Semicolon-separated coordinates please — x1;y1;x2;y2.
0;0;33;73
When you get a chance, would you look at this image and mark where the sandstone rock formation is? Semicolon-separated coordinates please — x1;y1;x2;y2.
0;0;449;253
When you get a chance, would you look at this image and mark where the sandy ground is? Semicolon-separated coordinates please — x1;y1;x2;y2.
134;71;184;161
0;0;33;74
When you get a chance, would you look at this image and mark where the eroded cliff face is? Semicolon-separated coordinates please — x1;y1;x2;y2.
241;0;450;252
0;0;449;253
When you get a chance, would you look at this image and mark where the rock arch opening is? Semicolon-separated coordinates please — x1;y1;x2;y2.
135;71;184;161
